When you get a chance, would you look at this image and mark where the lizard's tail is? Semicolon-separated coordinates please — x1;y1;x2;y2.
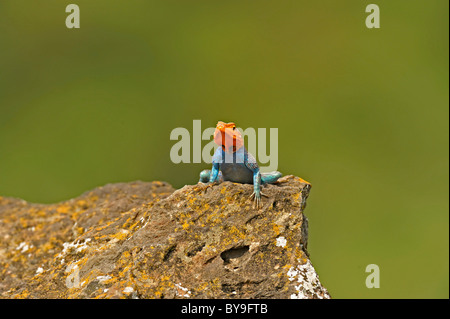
261;171;282;184
199;169;211;183
199;169;223;183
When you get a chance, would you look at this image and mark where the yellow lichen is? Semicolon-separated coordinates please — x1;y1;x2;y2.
56;205;70;214
272;223;281;235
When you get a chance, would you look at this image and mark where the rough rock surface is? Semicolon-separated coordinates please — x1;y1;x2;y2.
0;175;330;299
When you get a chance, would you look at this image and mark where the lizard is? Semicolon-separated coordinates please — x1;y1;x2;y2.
199;121;282;208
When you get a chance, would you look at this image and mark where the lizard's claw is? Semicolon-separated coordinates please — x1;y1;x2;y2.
250;191;268;209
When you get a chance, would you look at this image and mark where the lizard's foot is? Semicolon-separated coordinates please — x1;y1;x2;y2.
250;191;268;209
197;182;218;194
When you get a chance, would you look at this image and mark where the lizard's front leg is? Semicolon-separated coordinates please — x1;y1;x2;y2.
250;170;267;209
198;163;220;193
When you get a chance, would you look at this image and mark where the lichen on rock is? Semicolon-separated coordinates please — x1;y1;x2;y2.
0;176;330;299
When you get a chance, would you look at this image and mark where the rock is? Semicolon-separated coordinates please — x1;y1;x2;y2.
0;176;330;299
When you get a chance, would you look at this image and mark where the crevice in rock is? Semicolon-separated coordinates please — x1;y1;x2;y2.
220;246;249;265
163;244;176;262
186;243;205;257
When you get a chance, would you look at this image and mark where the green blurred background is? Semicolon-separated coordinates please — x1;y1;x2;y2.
0;1;448;298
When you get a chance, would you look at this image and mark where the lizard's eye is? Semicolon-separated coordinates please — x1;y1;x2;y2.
232;126;236;130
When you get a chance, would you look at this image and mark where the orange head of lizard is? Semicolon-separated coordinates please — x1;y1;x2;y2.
213;121;244;153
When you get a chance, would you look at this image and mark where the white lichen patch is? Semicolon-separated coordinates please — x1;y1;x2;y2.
287;267;298;281
36;267;44;274
96;275;112;283
287;259;329;299
276;236;287;248
16;242;32;253
65;263;80;288
175;283;191;298
57;238;92;259
123;287;134;294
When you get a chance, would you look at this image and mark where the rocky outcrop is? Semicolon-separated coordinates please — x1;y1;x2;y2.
0;175;330;299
